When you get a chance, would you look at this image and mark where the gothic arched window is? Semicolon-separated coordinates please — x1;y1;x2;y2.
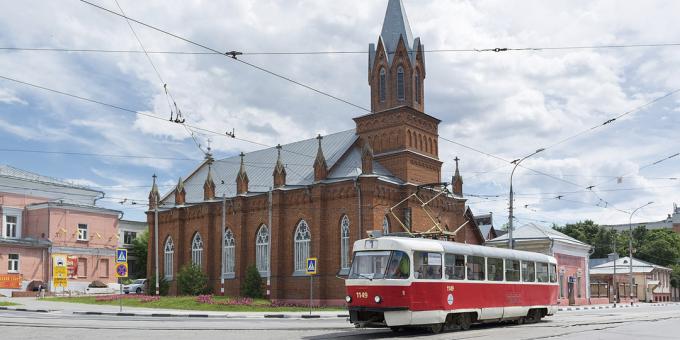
294;220;311;273
379;68;387;102
223;229;235;277
256;225;270;275
340;215;351;270
415;69;421;103
383;215;390;235
164;236;174;280
397;66;405;101
191;232;203;268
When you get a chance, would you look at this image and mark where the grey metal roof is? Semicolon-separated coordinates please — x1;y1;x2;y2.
478;224;494;240
0;165;99;193
328;144;404;184
163;130;366;204
590;257;671;275
486;223;590;248
369;0;424;69
0;237;51;248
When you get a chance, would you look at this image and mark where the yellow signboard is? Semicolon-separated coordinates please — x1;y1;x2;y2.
306;257;318;275
115;262;128;278
52;254;68;288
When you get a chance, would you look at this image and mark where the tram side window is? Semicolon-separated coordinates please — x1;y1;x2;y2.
522;261;536;282
505;259;520;282
549;263;557;283
467;256;485;281
413;252;442;280
537;262;549;283
385;251;410;279
444;254;465;280
487;257;504;281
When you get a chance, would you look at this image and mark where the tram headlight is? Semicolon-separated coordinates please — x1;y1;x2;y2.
374;295;382;304
345;295;352;303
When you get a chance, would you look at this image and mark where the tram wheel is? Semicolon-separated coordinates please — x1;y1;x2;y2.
389;326;403;333
460;313;472;331
515;317;526;325
429;323;444;333
526;309;541;324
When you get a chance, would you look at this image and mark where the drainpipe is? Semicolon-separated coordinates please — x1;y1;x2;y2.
354;177;363;239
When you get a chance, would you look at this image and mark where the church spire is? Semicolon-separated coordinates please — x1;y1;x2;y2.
203;160;216;201
452;156;463;196
380;0;414;58
236;152;249;195
273;144;287;188
175;176;186;206
314;134;328;181
148;174;160;210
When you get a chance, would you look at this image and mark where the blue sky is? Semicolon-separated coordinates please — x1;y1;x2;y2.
0;0;679;224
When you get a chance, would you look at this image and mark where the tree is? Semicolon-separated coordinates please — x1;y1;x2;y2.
670;264;680;288
177;264;210;296
130;231;148;279
633;229;680;266
241;265;263;298
554;220;616;258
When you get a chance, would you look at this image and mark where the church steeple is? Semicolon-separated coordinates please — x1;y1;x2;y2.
313;135;328;181
148;174;160;210
236;152;249;195
203;160;216;201
175;177;186;206
452;157;463;196
369;0;425;113
273;144;287;188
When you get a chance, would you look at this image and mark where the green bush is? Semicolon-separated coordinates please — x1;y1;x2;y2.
148;275;170;296
241;265;263;298
177;264;210;296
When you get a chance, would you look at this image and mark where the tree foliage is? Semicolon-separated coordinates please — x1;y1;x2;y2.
177;264;210;296
241;265;263;298
554;220;616;258
130;231;149;279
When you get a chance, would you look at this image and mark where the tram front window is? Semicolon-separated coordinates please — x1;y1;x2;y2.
349;251;410;280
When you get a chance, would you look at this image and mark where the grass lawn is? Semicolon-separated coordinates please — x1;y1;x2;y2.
0;301;20;307
47;296;346;312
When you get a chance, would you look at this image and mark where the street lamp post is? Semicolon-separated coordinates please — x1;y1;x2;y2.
628;201;653;305
508;148;545;249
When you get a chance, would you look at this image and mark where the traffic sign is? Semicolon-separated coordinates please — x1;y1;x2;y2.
306;257;317;275
115;263;128;278
116;249;128;263
52;254;68;288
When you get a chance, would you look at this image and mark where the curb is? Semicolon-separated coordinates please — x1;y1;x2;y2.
72;311;349;319
0;306;51;313
558;304;640;312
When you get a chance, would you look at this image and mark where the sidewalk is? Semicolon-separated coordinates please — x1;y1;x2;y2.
557;302;679;312
0;297;349;319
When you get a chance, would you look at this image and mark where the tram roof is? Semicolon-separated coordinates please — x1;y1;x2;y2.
354;236;556;264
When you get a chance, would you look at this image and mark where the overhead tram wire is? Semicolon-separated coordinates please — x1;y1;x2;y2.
4;42;680;55
79;0;371;113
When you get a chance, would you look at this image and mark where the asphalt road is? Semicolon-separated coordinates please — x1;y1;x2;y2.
1;304;679;339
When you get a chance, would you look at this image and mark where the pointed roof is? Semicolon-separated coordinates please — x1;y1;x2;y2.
314;134;327;168
150;174;159;196
380;0;414;56
237;152;248;181
590;256;671;275
176;177;185;193
204;163;215;186
274;144;286;175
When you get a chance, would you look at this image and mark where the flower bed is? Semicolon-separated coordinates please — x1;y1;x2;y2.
95;294;160;303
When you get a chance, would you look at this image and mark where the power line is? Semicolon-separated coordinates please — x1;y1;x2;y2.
0;147;200;161
4;42;680;55
79;0;370;113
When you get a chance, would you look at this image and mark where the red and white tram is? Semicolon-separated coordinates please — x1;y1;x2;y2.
345;236;559;332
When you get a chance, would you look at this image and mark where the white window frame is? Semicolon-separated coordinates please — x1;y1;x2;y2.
340;215;350;270
5;215;17;238
164;236;174;280
191;232;203;269
223;229;236;278
123;231;137;245
77;224;88;241
294;220;311;273
3;208;22;239
256;225;270;276
382;215;390;235
8;254;19;273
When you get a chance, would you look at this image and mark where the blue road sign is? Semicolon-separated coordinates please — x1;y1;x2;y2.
116;248;128;263
306;257;317;275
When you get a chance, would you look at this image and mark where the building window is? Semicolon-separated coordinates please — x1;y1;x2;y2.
8;254;19;273
382;215;390;234
99;259;109;278
164;237;174;280
415;70;421;103
5;216;17;238
379;68;386;102
77;258;87;278
223;229;235;277
256;225;270;276
559;272;565;298
77;224;88;241
397;66;405;101
340;215;351;270
294;220;311;273
191;233;203;269
123;231;137;245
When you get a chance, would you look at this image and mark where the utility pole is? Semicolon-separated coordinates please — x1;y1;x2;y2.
612;226;618;307
221;194;226;295
154;176;160;296
629;201;653;305
508;148;544;249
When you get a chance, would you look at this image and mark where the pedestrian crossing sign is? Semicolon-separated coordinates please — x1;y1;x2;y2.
116;248;128;263
306;257;317;275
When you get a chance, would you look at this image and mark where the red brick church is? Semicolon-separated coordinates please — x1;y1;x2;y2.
147;0;484;304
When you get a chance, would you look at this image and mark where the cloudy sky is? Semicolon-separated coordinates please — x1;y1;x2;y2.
0;0;678;225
